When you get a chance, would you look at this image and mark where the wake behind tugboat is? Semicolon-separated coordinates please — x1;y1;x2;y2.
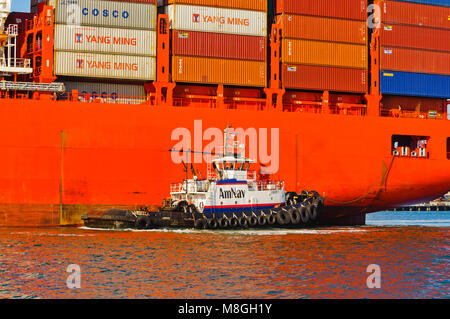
82;127;324;231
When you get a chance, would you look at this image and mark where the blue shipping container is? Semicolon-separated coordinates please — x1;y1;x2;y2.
393;0;450;7
380;71;450;98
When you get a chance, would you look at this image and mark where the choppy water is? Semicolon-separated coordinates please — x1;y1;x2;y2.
0;211;448;299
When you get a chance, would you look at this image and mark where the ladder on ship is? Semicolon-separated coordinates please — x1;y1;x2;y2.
0;81;65;92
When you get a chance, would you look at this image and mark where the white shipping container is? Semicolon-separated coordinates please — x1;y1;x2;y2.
54;51;156;81
54;24;156;57
55;0;157;30
167;4;267;37
64;81;146;104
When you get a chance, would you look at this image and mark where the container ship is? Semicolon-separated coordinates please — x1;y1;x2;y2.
0;0;448;227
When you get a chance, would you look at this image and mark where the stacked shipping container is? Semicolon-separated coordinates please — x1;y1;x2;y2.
160;0;267;87
277;0;369;93
52;0;157;98
379;0;450;98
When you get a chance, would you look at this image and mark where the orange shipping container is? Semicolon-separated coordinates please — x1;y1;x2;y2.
158;0;267;11
172;56;266;87
281;39;368;69
381;47;450;76
277;14;367;44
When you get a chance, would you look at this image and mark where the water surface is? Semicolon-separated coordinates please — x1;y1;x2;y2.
0;211;448;299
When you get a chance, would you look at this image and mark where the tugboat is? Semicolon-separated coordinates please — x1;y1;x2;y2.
82;127;324;230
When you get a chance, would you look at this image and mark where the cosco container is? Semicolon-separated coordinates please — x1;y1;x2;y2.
380;71;450;98
166;4;267;37
381;47;450;75
63;81;146;104
172;56;266;87
54;25;156;56
381;0;450;29
277;15;367;44
282;64;368;93
172;30;266;61
276;0;368;21
55;0;157;30
157;0;267;11
380;24;450;52
54;52;156;81
281;39;368;69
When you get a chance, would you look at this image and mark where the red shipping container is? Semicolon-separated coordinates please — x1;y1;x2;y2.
277;0;368;21
277;14;367;44
172;30;266;61
281;64;368;93
381;47;450;75
380;24;450;52
380;0;450;29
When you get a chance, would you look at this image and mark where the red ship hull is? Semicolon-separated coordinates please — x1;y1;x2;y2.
0;98;448;227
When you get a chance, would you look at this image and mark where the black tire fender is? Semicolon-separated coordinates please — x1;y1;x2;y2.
194;219;207;229
299;205;310;224
238;216;248;228
289;206;301;224
135;215;149;229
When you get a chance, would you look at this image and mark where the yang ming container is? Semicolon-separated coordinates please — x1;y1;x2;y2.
282;64;368;93
380;70;450;98
54;25;157;56
281;39;368;69
277;15;367;44
172;30;266;61
276;0;367;21
167;4;267;37
172;56;266;87
54;51;156;81
55;0;157;30
380;0;450;29
157;0;267;11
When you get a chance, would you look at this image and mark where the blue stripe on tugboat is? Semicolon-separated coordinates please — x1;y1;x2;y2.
216;179;247;185
203;203;283;214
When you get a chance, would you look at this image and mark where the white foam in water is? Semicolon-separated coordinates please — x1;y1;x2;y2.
80;226;369;236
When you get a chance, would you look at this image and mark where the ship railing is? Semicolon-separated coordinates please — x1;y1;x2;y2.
172;96;217;108
170;180;209;194
382;109;446;120
0;58;31;68
257;180;284;191
170;183;185;193
57;92;147;105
